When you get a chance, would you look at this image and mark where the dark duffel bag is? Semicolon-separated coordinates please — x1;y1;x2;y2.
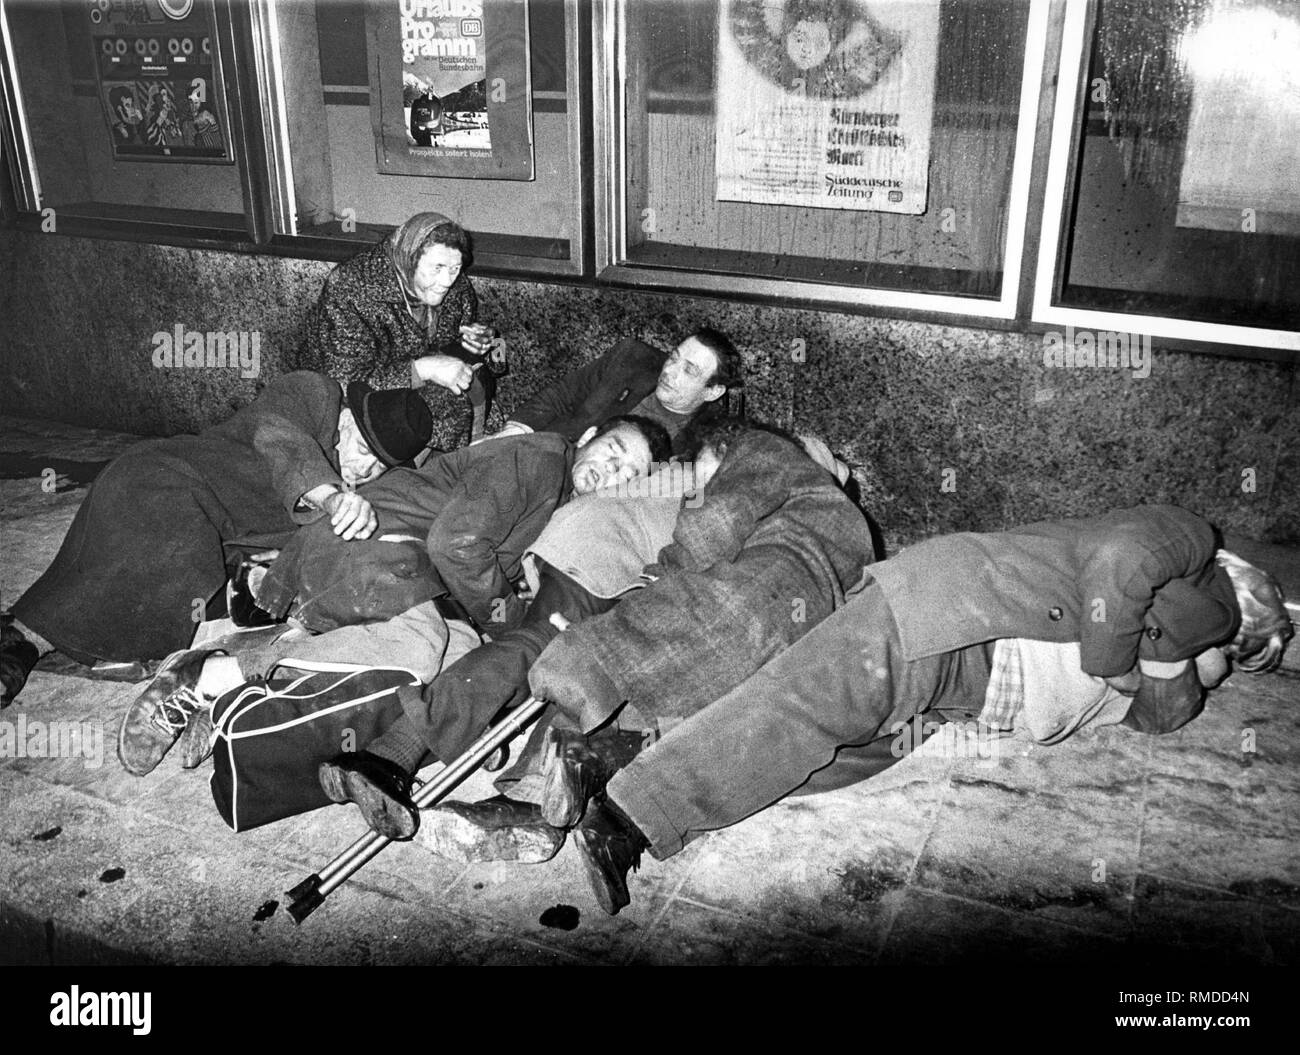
210;660;421;832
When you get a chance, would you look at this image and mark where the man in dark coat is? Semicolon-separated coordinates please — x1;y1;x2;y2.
529;423;875;734
101;414;670;781
4;371;433;680
487;329;743;456
527;504;1290;914
328;420;873;844
254;416;673;638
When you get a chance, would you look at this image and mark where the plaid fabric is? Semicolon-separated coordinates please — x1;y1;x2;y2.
979;638;1023;732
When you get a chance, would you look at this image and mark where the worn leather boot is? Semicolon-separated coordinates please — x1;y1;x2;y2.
1;616;40;708
418;795;565;864
574;797;649;916
226;557;279;628
319;751;420;839
117;648;220;775
541;725;647;828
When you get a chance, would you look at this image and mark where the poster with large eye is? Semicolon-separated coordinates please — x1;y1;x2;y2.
368;0;534;180
89;0;232;164
715;0;940;213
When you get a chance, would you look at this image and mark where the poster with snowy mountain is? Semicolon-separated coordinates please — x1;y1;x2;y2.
369;0;534;180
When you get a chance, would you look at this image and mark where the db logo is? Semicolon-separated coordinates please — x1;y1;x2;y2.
888;190;904;203
461;18;483;36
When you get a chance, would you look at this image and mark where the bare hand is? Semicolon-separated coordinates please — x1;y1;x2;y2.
460;323;495;358
471;421;532;445
415;354;475;395
323;491;377;541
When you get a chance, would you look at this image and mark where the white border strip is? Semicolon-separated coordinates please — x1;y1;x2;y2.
1032;0;1300;352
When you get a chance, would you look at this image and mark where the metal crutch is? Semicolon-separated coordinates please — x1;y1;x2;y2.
286;693;550;923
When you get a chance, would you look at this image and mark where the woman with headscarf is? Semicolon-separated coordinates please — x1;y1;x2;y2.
296;212;504;452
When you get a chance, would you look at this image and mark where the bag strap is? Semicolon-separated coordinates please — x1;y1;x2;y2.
213;664;422;739
266;658;422;682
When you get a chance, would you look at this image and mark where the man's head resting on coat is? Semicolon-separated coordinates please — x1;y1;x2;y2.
336;382;436;488
571;415;672;495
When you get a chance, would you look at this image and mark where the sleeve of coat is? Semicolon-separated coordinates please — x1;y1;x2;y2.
249;374;344;523
653;436;794;573
1074;508;1220;678
528;628;625;731
313;289;414;393
509;340;629;432
456;280;479;328
425;445;561;631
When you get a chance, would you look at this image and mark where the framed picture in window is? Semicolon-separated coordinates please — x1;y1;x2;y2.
89;0;232;164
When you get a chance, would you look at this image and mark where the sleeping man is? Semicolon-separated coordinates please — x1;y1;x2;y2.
2;372;433;704
319;418;877;844
524;504;1292;914
111;415;671;777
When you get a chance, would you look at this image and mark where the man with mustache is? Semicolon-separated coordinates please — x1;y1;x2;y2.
111;415;672;777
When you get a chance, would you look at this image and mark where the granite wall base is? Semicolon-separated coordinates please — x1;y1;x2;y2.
1;232;1294;548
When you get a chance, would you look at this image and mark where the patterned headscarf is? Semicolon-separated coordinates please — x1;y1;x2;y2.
385;211;462;331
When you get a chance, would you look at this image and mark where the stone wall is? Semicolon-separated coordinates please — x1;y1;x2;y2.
2;231;1295;547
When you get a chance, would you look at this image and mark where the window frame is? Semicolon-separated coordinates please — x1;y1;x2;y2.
1031;0;1300;356
249;0;594;275
0;0;271;252
591;0;1053;323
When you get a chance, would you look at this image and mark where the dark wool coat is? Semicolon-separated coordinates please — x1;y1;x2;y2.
294;240;497;451
868;504;1238;676
13;372;351;663
509;337;724;456
256;434;577;634
528;430;876;729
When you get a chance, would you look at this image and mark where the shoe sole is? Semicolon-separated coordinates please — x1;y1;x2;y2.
574;825;631;916
540;757;585;828
541;729;590;828
418;811;564;864
117;659;182;776
318;762;418;840
179;712;214;770
116;649;213;776
117;727;166;776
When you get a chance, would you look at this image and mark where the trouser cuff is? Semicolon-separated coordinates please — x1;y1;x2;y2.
606;769;686;861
